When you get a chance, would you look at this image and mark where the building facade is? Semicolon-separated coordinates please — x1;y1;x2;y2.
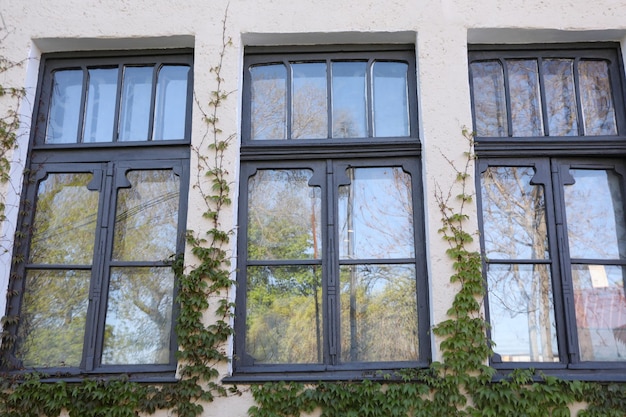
0;0;625;415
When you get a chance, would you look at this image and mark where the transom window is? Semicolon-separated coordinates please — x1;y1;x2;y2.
234;46;429;379
470;44;626;379
2;51;192;379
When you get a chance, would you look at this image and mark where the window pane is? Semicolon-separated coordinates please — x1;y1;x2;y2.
470;61;507;137
30;173;98;265
508;60;543;136
480;167;549;260
102;267;174;365
292;63;327;139
153;65;190;140
339;167;414;260
84;68;117;143
251;64;287;140
340;264;418;362
332;62;367;138
487;264;559;362
17;270;90;368
373;61;409;137
579;60;617;136
113;169;180;261
543;59;578;136
46;69;83;144
564;169;626;260
246;266;323;364
572;265;626;361
119;66;153;141
248;169;321;260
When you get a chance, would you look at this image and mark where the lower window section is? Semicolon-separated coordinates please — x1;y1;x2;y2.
236;158;428;375
479;158;626;369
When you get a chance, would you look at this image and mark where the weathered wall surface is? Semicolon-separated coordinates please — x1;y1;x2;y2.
1;1;625;415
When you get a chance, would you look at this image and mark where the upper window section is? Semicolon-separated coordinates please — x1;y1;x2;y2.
42;56;192;145
244;48;416;142
469;47;624;139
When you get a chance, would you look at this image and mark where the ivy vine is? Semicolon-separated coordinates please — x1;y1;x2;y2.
247;130;626;417
0;7;236;417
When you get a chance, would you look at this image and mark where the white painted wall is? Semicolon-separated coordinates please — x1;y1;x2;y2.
1;1;625;415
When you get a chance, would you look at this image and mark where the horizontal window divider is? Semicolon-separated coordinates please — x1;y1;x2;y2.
30;146;190;164
338;258;416;265
474;138;626;157
485;259;552;264
245;259;323;266
240;142;420;161
25;264;93;270
569;259;626;265
108;261;174;267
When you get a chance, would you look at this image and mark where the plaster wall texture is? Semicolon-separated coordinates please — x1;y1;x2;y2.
0;1;625;415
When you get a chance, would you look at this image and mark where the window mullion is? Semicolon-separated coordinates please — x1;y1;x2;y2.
501;58;513;137
325;159;338;365
549;159;580;364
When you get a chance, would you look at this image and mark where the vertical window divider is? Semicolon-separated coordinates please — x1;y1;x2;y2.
285;60;293;140
112;64;123;143
326;59;333;139
500;58;513;137
77;66;89;144
366;59;374;136
572;57;585;137
537;57;550;137
147;64;160;141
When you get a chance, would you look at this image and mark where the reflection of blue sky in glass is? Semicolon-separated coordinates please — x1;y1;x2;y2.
46;70;83;144
84;68;117;143
373;62;409;137
487;264;559;362
332;62;367;138
338;167;414;259
565;169;626;260
154;65;190;140
119;66;153;141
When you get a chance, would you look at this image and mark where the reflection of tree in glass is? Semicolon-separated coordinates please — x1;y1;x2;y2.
340;265;418;362
246;169;323;363
17;172;97;367
104;170;180;365
481;167;556;361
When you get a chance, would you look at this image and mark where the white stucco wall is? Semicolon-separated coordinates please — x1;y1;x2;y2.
1;1;626;415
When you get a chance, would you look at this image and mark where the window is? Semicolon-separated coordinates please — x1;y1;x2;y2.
2;51;192;378
233;46;429;379
470;44;626;377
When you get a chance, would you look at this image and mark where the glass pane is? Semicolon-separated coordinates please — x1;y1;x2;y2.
487;264;559;362
83;68;117;143
102;267;174;365
248;169;321;260
119;66;153;141
508;60;543;136
572;265;626;361
579;60;617;136
153;65;190;140
564;169;626;260
373;61;409;137
332;62;367;138
470;61;507;137
339;167;414;260
480;167;549;260
543;59;578;136
292;63;327;139
17;270;90;368
30;173;98;265
46;69;83;144
251;64;287;140
340;264;418;362
246;266;323;364
113;170;180;261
